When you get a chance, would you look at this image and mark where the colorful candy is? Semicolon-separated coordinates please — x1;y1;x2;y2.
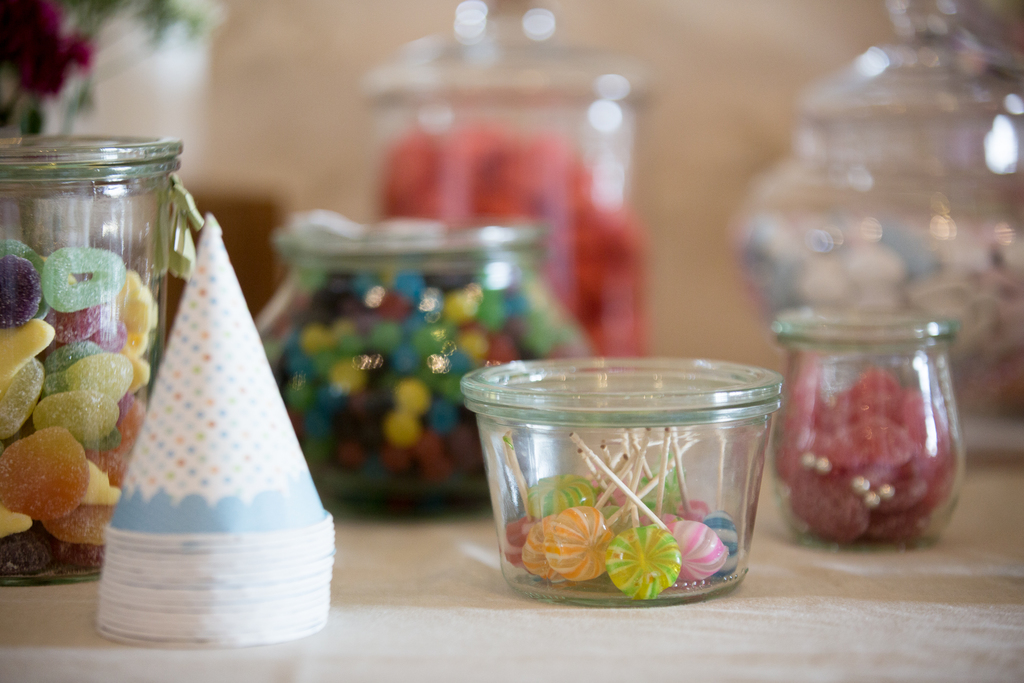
0;319;54;394
521;515;563;581
0;528;52;575
702;511;739;576
53;305;103;344
49;536;104;567
0;502;33;538
0;255;42;328
81;461;121;506
61;353;134;401
0;358;44;439
0;427;89;519
42;504;114;545
605;525;682;600
669;519;729;581
526;475;596;518
33;390;120;443
44;341;104;375
544;506;613;581
41;247;126;313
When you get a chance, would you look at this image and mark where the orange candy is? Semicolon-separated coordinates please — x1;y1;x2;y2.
42;504;114;545
0;427;89;519
521;515;564;581
544;506;614;581
84;398;146;487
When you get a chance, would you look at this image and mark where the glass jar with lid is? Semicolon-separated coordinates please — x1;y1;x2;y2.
364;0;649;357
735;0;1024;416
0;136;187;584
257;214;589;515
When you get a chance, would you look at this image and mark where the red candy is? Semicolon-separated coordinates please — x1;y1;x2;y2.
49;536;105;568
53;305;103;344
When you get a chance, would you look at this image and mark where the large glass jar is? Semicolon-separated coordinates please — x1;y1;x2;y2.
364;0;649;356
735;0;1024;417
772;310;964;549
0;136;182;584
257;214;589;515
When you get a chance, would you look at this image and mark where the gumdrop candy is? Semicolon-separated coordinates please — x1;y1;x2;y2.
116;270;158;339
49;535;104;567
33;390;120;443
80;461;120;506
544;506;613;581
521;515;563;580
0;528;52;575
0;318;54;394
0;357;43;439
786;468;870;544
89;312;128;352
0;255;42;329
0;426;89;519
0;501;32;538
63;353;134;401
605;525;682;600
46;341;104;376
41;247;126;313
120;348;151;393
847;368;903;423
53;305;103;343
85;449;129;490
526;475;595;518
42;503;114;545
116;392;135;426
830;416;919;470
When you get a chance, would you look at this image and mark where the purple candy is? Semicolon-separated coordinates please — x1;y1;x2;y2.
54;305;103;343
0;529;52;575
0;255;42;329
90;318;128;352
116;392;136;427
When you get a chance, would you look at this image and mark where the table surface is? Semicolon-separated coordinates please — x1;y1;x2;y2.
1;462;1023;683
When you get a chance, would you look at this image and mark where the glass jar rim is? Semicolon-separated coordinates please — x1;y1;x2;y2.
0;135;182;180
772;308;960;346
461;358;783;427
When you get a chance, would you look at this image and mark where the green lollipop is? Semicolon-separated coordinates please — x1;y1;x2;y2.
526;474;596;518
605;525;682;600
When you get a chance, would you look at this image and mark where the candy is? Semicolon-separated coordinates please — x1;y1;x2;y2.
44;340;104;375
0;426;89;519
427;398;458;435
0;528;52;575
669;519;728;581
0;239;44;273
545;506;613;581
605;525;682;600
521;515;563;580
382;409;422;448
328;359;367;394
62;353;134;401
504;516;535;568
33;390;120;443
41;247;126;313
526;475;595;518
0;357;44;439
42;504;114;545
394;377;431;415
89;318;128;353
0;255;42;329
116;270;157;340
0;318;54;394
49;536;104;567
0;501;32;538
81;461;121;506
53;305;103;343
702;511;739;576
120;348;151;393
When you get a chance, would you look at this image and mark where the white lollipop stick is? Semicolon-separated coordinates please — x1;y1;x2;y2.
502;432;529;510
627;439;646;528
655;428;671;517
637;429;653;479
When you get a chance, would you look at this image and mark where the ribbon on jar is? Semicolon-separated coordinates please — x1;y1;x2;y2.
157;173;205;280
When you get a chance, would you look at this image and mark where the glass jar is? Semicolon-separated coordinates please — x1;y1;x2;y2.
461;358;782;606
771;309;964;549
0;136;182;584
364;0;649;356
734;0;1024;416
257;215;589;515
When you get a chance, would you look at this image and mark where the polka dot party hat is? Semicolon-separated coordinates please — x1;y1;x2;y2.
111;216;326;533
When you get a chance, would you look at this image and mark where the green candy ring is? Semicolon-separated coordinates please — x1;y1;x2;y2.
605;525;682;600
526;474;595;518
41;247;126;313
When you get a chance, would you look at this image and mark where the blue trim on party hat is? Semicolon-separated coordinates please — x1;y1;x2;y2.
110;471;326;533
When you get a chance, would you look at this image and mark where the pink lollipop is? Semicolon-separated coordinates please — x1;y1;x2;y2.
669;519;728;581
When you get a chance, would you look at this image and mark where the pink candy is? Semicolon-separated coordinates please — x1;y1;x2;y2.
669;519;728;581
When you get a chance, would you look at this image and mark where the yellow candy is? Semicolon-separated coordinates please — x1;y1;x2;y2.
328;360;367;394
33;390;119;442
122;298;152;336
457;329;489;361
65;353;134;401
0;501;32;538
330;319;357;339
117;270;157;336
124;331;149;355
383;410;422;448
443;290;480;324
394;378;431;416
300;323;335;355
0;319;55;395
121;349;151;393
82;461;121;506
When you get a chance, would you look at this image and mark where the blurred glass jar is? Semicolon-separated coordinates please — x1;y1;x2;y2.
257;214;589;515
772;309;964;549
364;0;649;356
0;136;180;583
735;0;1024;416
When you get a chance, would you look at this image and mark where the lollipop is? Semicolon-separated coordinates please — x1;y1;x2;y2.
520;515;563;581
605;525;681;600
526;474;595;518
669;519;728;581
544;506;613;581
703;510;739;576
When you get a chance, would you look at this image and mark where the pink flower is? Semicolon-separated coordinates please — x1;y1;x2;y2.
0;0;92;96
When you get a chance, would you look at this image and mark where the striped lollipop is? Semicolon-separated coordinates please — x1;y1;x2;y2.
669;519;728;581
545;506;614;581
527;475;595;518
521;515;563;581
605;525;682;600
703;510;739;577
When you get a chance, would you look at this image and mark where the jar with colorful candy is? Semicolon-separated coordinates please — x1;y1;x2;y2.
461;358;782;605
258;214;589;515
0;136;185;584
771;309;965;549
364;0;649;356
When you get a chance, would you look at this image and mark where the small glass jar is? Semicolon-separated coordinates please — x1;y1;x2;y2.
461;358;782;606
0;136;181;584
257;216;589;515
771;309;965;549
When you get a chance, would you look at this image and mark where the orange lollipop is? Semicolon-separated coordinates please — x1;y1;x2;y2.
521;515;563;581
545;506;614;581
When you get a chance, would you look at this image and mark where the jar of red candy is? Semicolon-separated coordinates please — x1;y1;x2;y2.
0;136;186;583
258;214;589;515
771;309;965;548
364;0;649;356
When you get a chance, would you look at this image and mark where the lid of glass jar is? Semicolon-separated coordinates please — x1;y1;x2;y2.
794;0;1024;177
364;1;647;104
0;136;183;180
772;308;960;346
461;358;783;427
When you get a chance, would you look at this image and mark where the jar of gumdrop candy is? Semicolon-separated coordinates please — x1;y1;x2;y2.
0;136;183;584
364;0;649;357
257;213;589;515
772;309;965;549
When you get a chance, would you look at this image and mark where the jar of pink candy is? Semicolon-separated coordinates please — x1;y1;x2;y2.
0;137;191;584
772;309;965;549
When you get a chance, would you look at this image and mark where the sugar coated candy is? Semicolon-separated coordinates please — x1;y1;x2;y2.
33;390;119;443
63;353;134;401
41;247;126;313
121;348;151;393
81;461;121;506
605;525;682;600
669;519;729;582
526;474;595;518
42;503;114;545
44;341;104;375
0;319;54;394
0;501;32;538
0;255;42;329
49;536;104;567
521;515;563;581
0;528;52;575
544;506;614;581
702;511;739;576
53;305;103;343
0;426;89;519
0;357;44;439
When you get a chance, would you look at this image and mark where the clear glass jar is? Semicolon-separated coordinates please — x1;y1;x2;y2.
364;0;649;356
461;358;782;606
734;0;1024;416
257;215;589;515
0;136;181;584
771;309;964;549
